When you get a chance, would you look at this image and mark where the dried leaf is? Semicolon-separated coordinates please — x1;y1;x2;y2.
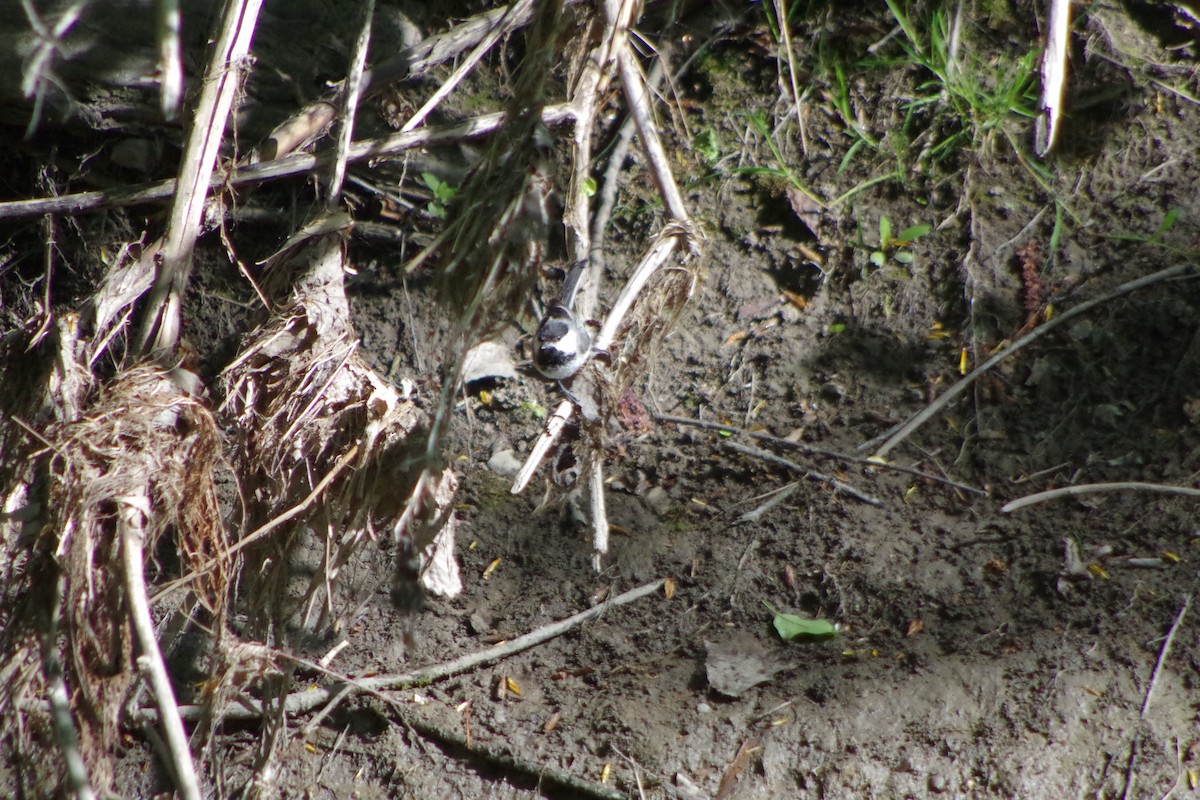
786;186;822;235
705;640;782;698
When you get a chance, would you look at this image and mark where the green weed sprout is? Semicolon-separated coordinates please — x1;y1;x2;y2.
870;215;931;267
421;172;459;219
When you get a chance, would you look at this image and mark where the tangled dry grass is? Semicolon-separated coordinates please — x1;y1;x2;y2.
0;0;701;795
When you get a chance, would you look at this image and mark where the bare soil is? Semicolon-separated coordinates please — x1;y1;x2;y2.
3;1;1200;798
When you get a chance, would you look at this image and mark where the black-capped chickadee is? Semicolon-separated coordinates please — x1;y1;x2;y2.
533;261;591;384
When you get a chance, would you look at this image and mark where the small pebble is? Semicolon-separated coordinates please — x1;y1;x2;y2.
696;702;712;714
467;611;491;635
928;773;947;793
486;449;522;478
644;486;671;516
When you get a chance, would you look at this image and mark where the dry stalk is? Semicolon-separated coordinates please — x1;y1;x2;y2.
118;489;200;800
0;104;581;223
157;0;183;119
136;0;265;358
0;364;224;796
1002;481;1200;512
1141;595;1191;718
562;0;625;311
509;0;703;569
220;233;428;635
17;0;88;138
253;0;563;163
399;0;534;134
326;0;376;204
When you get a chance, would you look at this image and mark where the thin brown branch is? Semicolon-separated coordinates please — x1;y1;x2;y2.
656;414;987;496
145;578;666;722
1002;481;1200;513
0;104;578;222
721;440;886;508
869;262;1198;459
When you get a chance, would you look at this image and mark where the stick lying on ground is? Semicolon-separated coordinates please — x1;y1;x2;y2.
866;262;1198;460
137;578;667;723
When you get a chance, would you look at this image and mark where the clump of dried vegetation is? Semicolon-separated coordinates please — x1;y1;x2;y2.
0;0;698;795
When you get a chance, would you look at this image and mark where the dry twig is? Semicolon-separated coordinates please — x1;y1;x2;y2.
1141;595;1191;718
1002;482;1200;513
136;0;265;357
326;0;375;203
657;413;986;496
868;262;1198;460
146;578;666;722
0;105;579;222
721;440;886;508
119;490;200;800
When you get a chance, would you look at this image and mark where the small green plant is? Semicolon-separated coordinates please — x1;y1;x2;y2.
421;172;458;219
518;400;548;420
868;215;931;268
694;128;721;166
764;602;839;641
881;0;1037;164
1106;208;1180;247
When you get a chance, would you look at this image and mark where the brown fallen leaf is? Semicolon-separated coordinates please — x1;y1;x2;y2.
716;737;762;800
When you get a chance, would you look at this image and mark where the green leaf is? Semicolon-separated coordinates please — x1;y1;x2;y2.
695;129;721;163
870;250;886;267
897;223;931;242
771;611;839;640
421;172;443;194
422;172;457;205
1152;209;1180;240
774;614;837;639
878;215;892;247
894;251;915;265
828;322;846;334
